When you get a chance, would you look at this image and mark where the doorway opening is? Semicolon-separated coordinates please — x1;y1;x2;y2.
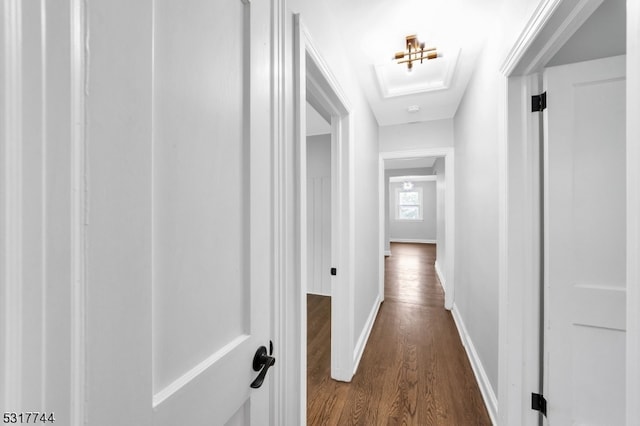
305;102;332;299
384;159;440;281
304;100;334;417
498;0;627;423
379;149;455;310
294;17;356;423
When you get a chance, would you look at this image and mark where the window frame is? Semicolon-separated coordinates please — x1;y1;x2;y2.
395;186;423;221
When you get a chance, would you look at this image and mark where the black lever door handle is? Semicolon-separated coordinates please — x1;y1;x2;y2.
250;346;275;389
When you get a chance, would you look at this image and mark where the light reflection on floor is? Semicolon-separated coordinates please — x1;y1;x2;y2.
384;242;442;308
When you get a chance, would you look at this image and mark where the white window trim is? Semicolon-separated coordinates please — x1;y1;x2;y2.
395;186;423;221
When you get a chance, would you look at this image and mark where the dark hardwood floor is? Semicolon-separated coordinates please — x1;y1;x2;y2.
307;243;491;425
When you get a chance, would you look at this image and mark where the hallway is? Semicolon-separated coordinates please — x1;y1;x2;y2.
307;243;491;425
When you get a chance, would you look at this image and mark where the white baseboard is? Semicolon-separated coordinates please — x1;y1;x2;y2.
384;250;392;256
352;294;382;374
451;304;498;425
434;260;445;293
390;238;436;244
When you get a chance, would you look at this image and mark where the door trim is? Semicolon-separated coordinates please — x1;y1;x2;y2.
2;0;24;411
1;0;89;419
70;0;88;423
627;1;640;423
497;0;609;424
278;13;355;425
379;148;455;310
295;17;355;384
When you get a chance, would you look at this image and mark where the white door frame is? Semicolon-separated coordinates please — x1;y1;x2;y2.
379;148;455;310
627;2;640;423
274;11;355;425
1;0;88;419
494;1;640;424
293;10;356;391
299;17;356;384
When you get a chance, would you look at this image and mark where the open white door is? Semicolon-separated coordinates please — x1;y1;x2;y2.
544;55;626;424
150;0;273;423
85;0;275;424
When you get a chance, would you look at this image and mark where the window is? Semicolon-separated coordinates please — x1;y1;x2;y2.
396;187;423;220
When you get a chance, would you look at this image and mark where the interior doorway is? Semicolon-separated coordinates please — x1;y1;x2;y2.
499;0;627;423
544;53;626;425
379;148;455;310
305;102;332;297
304;100;334;416
294;16;356;405
541;1;626;421
383;160;441;294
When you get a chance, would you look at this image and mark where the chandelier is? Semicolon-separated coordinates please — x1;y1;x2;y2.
394;35;439;72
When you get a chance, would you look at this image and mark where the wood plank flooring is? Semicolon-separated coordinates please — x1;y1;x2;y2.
307;243;491;425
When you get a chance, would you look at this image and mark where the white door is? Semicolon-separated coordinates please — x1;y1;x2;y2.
544;55;626;424
85;0;274;424
150;0;274;423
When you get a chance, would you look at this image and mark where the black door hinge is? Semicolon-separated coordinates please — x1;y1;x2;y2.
531;392;547;416
330;268;337;276
532;92;547;112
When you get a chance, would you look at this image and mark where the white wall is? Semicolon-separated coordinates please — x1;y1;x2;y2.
628;1;640;421
379;119;454;153
289;0;380;371
434;158;446;279
452;28;502;408
307;134;331;176
307;135;331;296
388;181;437;243
449;0;548;412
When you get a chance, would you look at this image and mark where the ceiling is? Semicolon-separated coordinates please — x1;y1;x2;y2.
385;157;436;170
306;102;331;136
547;0;626;67
326;0;502;127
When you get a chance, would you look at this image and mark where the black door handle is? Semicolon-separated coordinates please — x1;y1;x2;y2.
250;346;275;389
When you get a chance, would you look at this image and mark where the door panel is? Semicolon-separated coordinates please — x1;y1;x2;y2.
226;402;250;426
544;55;626;425
152;0;249;394
84;0;273;424
2;0;274;424
570;325;625;424
150;0;272;423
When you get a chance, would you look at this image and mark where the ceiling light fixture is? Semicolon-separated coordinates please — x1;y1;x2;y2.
394;35;440;73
